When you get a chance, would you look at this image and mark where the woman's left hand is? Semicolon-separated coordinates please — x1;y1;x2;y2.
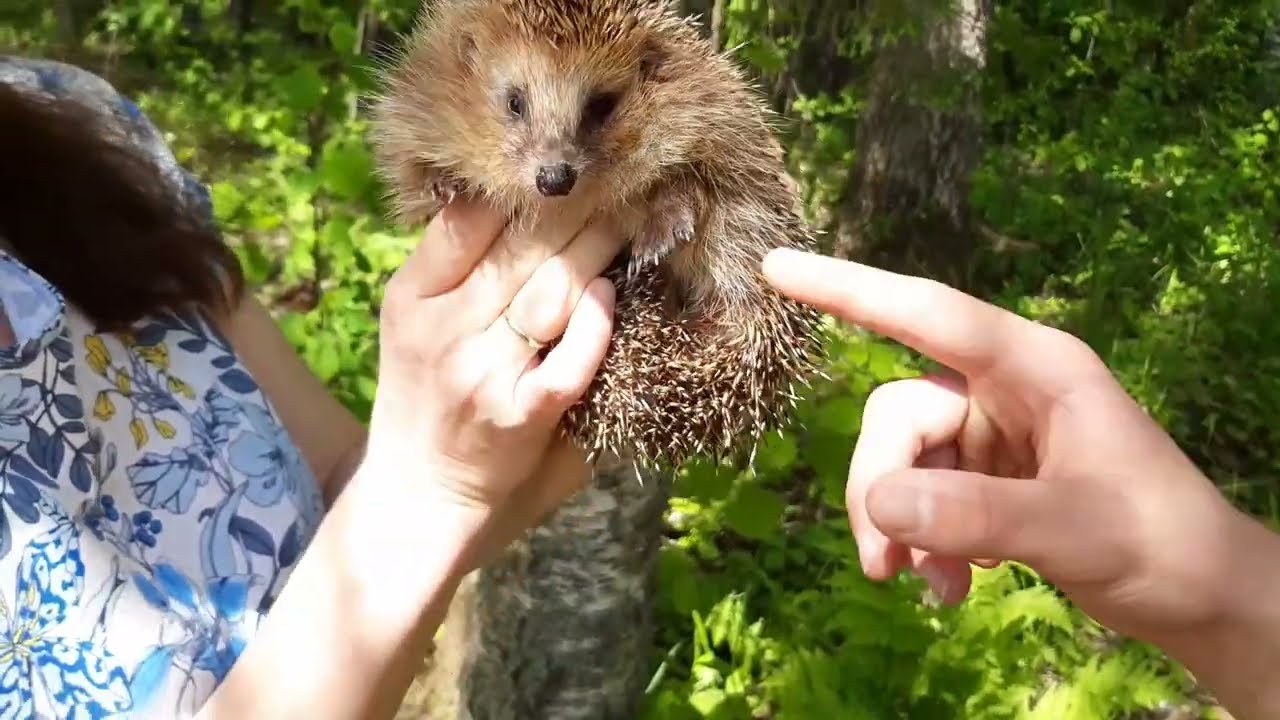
358;198;622;576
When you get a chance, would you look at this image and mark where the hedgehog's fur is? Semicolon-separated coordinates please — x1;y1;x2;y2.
372;2;823;718
371;0;825;471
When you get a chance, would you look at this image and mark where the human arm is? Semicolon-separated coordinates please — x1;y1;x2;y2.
761;248;1280;720
197;199;624;719
215;293;368;508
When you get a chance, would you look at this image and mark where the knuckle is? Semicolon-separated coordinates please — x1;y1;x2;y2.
380;272;414;318
862;379;913;422
529;382;573;416
901;275;953;312
968;478;1006;545
1036;324;1103;370
513;261;575;341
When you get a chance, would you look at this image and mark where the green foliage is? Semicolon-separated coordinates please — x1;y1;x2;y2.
9;0;1280;716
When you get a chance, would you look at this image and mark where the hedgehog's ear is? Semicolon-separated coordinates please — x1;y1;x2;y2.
457;33;478;67
639;37;673;82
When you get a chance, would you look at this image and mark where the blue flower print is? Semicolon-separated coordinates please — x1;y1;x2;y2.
127;563;254;713
189;389;240;458
127;447;212;515
0;375;40;446
227;403;305;508
0;499;130;719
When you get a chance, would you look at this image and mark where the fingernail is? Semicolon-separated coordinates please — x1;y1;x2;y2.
918;563;952;601
868;481;924;535
855;534;880;572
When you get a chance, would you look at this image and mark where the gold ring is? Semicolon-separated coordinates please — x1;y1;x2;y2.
503;312;546;349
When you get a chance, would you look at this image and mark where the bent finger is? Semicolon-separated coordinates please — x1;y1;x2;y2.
450;204;599;332
515;277;616;420
509;440;594;530
911;551;974;606
393;199;508;299
472;441;595;568
849;374;970;581
503;217;626;347
865;467;1059;568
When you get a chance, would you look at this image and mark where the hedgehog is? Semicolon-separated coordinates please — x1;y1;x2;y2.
370;1;824;718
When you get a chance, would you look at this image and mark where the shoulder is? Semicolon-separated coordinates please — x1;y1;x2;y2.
0;55;216;228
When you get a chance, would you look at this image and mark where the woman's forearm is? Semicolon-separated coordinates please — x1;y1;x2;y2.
323;432;370;507
197;453;481;719
1152;510;1280;720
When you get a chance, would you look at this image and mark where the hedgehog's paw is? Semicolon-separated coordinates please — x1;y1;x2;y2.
422;169;467;209
629;200;695;275
430;177;463;206
396;167;466;226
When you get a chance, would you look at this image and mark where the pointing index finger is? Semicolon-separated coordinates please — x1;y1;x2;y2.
762;248;1050;386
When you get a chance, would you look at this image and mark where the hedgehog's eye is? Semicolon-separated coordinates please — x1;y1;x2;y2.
506;88;527;120
581;91;620;132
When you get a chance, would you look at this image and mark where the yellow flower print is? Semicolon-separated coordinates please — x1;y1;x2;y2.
129;418;147;449
153;418;177;440
83;331;195;451
166;376;195;401
84;335;110;377
137;343;169;372
93;392;115;422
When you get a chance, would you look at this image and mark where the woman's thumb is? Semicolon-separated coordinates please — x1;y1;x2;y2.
864;468;1059;568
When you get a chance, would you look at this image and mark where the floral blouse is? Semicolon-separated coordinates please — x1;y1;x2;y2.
0;57;325;718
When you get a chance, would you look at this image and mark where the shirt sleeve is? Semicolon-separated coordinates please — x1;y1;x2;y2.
0;54;217;231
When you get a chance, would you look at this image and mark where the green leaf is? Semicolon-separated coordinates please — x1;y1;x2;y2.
722;484;785;541
657;546;704;617
319;140;376;202
815;395;861;434
306;335;343;384
687;688;728;717
276;64;326;111
754;431;798;473
677;458;736;502
328;20;358;55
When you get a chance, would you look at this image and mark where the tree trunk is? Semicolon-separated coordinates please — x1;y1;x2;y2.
709;0;727;52
835;0;990;286
404;457;670;720
53;0;80;51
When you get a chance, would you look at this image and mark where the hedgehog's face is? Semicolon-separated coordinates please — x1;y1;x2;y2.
480;44;649;205
380;0;706;217
491;69;620;200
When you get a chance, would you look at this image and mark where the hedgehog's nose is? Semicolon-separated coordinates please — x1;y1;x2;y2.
535;162;577;197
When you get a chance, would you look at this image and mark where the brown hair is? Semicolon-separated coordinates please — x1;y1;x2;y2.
0;82;243;331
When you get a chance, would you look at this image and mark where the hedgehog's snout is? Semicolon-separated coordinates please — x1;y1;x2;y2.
535;161;578;197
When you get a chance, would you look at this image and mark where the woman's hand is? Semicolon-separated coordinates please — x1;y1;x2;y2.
360;198;622;571
203;200;621;720
762;248;1280;720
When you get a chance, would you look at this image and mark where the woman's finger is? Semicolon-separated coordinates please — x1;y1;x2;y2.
509;441;594;533
393;199;508;299
502;217;626;348
448;204;599;333
514;277;616;420
848;375;971;580
470;223;621;405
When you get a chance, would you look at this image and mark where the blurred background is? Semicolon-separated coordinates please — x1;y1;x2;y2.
4;0;1278;717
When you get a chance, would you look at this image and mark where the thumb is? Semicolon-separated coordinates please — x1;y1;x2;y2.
864;468;1062;569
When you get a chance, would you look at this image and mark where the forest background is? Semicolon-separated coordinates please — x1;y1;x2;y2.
5;1;1280;717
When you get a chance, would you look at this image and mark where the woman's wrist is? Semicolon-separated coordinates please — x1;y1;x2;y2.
198;448;493;719
335;448;491;625
1152;507;1280;719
